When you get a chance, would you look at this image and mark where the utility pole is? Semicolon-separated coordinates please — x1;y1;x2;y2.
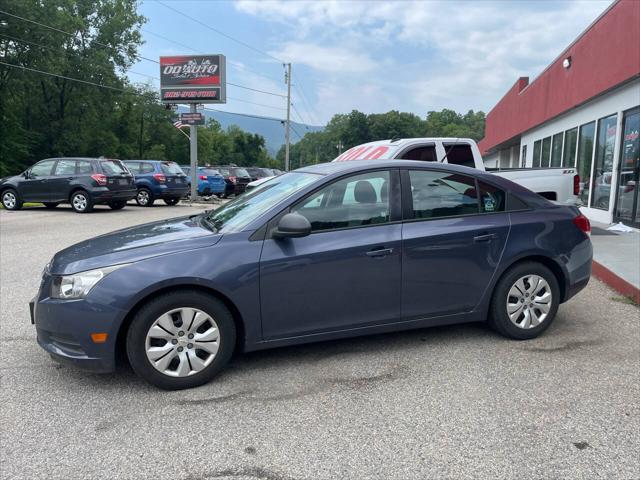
189;103;198;202
284;62;292;171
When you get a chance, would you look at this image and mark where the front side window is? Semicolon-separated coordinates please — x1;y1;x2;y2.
30;160;55;177
54;160;76;176
292;171;391;232
408;170;478;219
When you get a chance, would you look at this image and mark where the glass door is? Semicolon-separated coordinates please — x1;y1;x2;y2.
614;107;640;227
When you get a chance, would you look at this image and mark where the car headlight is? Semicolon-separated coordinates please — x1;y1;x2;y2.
50;264;129;300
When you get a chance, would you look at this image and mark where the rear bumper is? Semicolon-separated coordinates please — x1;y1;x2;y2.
156;186;190;199
90;188;137;203
562;238;593;303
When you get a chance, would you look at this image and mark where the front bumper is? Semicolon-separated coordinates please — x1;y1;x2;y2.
31;293;123;373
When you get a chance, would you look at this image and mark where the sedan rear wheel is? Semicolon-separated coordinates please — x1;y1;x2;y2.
126;290;235;390
1;189;22;210
488;262;559;340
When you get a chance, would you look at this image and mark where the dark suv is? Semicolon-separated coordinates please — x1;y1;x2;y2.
0;157;135;213
211;166;252;197
123;160;189;206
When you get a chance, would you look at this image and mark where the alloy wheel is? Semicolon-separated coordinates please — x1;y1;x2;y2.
506;275;552;329
72;193;87;211
145;307;220;377
3;192;16;209
137;190;149;206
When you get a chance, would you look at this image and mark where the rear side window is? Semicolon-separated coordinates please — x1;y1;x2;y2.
443;144;475;168
161;162;183;175
77;160;93;174
100;160;128;175
478;181;506;213
408;170;478;219
54;159;76;176
400;145;437;162
140;162;155;174
292;170;391;232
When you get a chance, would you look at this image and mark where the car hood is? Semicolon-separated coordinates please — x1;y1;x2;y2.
50;215;222;274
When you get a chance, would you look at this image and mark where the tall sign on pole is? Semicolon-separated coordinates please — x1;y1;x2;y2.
160;54;226;201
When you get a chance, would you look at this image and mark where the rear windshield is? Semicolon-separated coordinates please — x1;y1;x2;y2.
232;168;250;177
100;160;128;175
161;162;184;175
200;169;220;176
181;166;190;174
216;167;230;176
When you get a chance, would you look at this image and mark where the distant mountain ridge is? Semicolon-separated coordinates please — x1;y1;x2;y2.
177;107;323;156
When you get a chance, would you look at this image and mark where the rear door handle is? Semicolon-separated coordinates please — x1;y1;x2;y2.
474;233;497;242
366;247;394;257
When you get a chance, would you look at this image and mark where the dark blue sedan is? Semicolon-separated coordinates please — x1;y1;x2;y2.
31;160;592;389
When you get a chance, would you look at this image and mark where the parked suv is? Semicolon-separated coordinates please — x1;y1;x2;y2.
245;167;274;182
123;160;189;206
211;166;252;197
180;166;226;197
0;157;135;213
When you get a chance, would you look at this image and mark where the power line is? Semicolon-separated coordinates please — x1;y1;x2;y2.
294;83;320;126
291;103;312;130
0;9;287;98
156;1;284;64
290;124;304;141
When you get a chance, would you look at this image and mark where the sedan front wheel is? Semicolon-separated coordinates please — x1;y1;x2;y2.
126;290;236;390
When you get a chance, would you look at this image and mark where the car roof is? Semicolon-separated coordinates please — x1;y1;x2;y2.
124;159;174;163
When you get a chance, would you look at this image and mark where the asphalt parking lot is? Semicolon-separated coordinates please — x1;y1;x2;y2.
1;203;639;480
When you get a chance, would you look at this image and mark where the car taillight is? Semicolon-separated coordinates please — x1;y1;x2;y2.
573;174;580;196
91;174;107;186
573;214;591;236
199;175;207;180
153;173;166;183
229;176;237;183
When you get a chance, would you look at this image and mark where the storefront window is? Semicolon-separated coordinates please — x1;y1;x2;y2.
563;127;578;167
614;107;640;226
550;133;563;167
541;136;552;167
577;122;595;204
532;140;542;167
590;114;617;210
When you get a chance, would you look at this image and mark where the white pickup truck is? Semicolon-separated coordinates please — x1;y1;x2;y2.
333;138;580;204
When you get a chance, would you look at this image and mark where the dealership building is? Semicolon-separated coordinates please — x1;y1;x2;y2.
478;0;640;227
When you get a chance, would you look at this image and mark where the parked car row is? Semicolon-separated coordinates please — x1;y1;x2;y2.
1;157;283;213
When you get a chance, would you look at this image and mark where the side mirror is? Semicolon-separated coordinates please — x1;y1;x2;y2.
22;171;30;179
273;213;311;239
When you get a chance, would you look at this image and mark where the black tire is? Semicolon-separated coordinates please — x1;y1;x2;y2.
70;190;93;213
164;198;180;206
215;193;224;198
43;202;59;209
488;261;560;340
126;290;236;390
108;200;126;210
1;189;23;210
135;188;154;207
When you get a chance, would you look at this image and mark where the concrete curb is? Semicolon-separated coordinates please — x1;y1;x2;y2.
592;260;640;303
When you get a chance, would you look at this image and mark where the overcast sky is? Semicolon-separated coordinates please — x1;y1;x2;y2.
132;0;613;126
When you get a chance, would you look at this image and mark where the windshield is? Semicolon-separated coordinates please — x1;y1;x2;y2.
161;162;184;175
202;172;320;233
100;160;128;175
233;167;250;177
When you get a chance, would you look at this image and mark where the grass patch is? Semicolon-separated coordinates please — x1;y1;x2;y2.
611;295;638;306
0;202;43;209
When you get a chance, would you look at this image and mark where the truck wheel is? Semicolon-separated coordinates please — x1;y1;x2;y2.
488;262;560;340
126;290;236;390
2;189;23;210
135;188;154;207
70;190;94;213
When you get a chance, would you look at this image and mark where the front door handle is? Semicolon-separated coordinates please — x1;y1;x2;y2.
474;233;497;242
366;247;394;257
